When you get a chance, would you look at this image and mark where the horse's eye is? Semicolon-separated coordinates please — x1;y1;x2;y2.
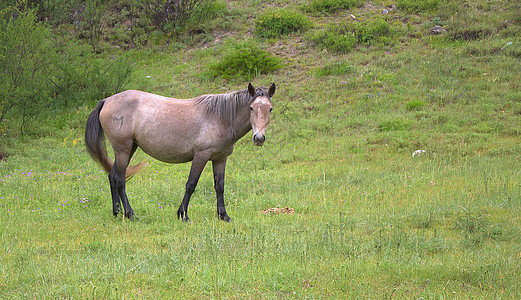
269;108;273;112
250;106;254;111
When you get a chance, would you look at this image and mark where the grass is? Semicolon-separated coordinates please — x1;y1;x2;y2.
1;0;521;298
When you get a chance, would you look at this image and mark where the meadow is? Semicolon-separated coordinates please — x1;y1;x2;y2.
1;0;520;298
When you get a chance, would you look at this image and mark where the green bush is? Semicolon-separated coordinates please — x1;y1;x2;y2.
255;8;312;38
0;7;54;128
0;6;132;132
208;42;282;79
305;0;362;14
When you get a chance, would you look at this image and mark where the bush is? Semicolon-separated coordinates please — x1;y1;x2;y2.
208;42;282;80
255;8;312;38
135;0;209;33
0;6;133;133
305;0;362;14
0;7;54;127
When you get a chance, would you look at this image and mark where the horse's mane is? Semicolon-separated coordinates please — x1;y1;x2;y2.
193;89;252;123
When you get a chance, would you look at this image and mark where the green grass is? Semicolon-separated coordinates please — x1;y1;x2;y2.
255;8;312;38
1;0;521;298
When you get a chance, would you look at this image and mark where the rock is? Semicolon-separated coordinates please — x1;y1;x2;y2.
431;25;447;35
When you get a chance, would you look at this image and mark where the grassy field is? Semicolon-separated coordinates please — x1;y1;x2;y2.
1;0;521;298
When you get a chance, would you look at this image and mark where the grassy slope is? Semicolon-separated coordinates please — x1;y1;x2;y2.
1;0;521;298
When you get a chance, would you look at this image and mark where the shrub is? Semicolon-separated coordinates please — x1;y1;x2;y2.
208;42;282;80
255;8;312;38
0;6;133;132
0;7;54;127
305;0;362;14
133;0;208;33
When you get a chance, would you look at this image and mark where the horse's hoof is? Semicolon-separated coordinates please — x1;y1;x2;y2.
177;210;190;222
219;214;232;222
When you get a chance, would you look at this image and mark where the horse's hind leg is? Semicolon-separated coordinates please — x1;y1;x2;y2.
109;142;138;219
109;168;123;216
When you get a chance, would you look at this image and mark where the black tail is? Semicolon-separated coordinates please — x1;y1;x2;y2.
85;100;113;174
85;100;144;178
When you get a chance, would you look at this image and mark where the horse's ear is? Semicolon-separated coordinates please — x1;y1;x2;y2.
248;83;255;97
268;83;276;98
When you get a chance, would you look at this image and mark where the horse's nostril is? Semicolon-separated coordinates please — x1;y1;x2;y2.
253;134;265;145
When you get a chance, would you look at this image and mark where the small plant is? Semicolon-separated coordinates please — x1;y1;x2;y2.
255;8;312;38
305;0;362;14
208;42;282;79
405;99;427;111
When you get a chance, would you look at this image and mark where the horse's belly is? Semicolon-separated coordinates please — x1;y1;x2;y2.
137;139;195;164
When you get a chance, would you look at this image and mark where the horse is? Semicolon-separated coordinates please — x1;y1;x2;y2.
85;83;275;222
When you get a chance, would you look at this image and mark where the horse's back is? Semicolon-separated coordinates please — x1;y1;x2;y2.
99;90;215;163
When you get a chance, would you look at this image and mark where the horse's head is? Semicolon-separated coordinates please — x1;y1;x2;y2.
248;83;275;146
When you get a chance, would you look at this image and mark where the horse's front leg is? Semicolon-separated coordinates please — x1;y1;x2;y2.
213;158;231;222
177;154;208;222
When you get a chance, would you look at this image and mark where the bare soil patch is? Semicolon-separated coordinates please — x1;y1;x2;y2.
261;207;295;215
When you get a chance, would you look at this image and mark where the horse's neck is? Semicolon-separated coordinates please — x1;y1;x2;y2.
231;104;252;142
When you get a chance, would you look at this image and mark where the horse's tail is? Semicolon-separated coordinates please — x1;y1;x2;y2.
85;100;144;179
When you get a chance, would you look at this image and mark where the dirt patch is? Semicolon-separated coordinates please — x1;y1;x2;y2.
261;207;295;215
0;150;6;162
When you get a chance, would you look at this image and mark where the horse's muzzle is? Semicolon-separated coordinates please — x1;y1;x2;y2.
253;134;265;146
